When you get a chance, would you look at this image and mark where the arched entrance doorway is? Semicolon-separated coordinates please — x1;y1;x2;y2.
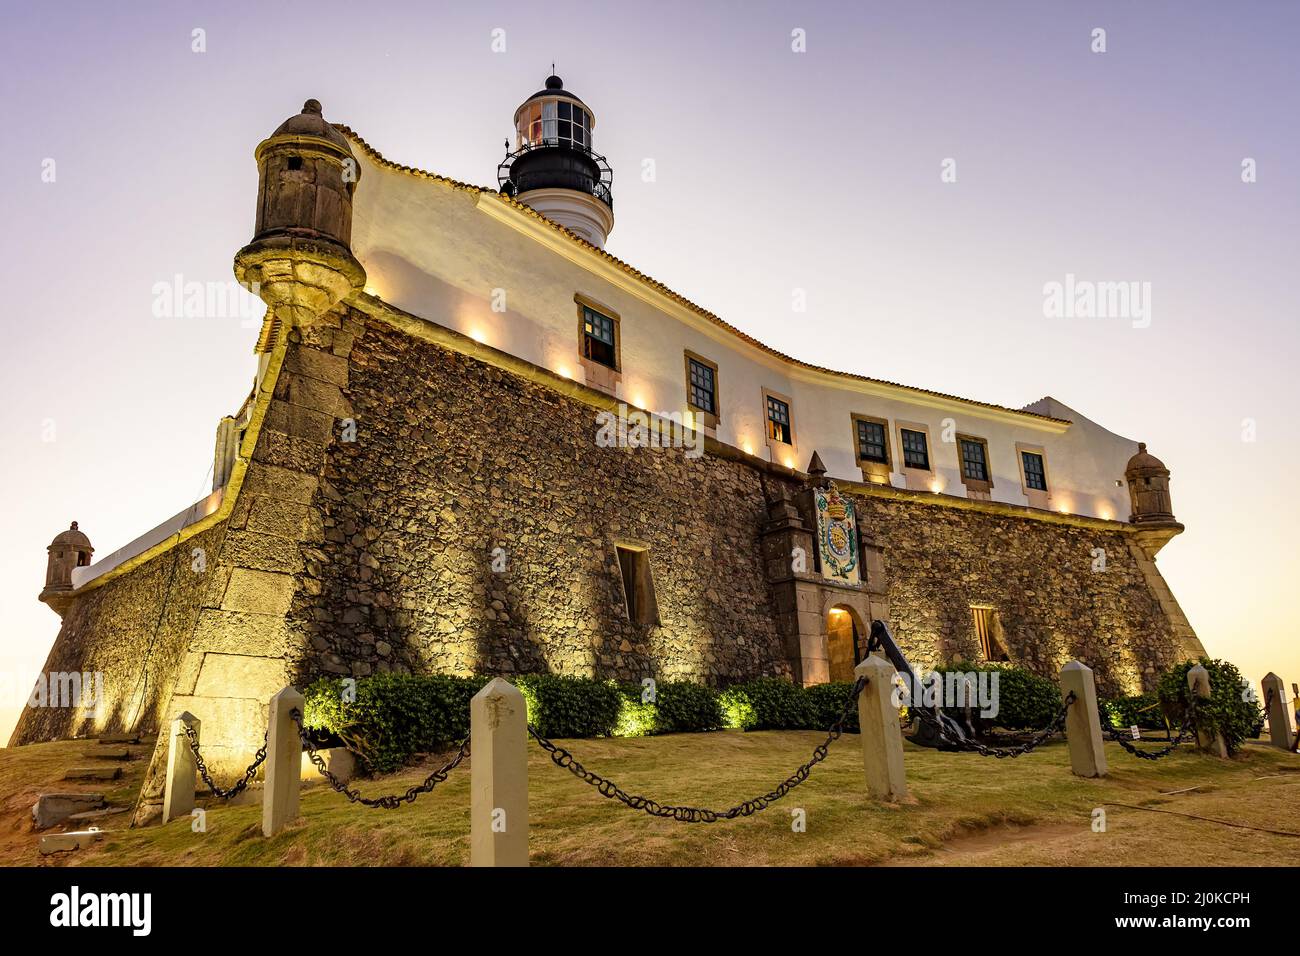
826;606;861;683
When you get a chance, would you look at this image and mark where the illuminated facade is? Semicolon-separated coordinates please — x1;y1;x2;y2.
11;79;1204;821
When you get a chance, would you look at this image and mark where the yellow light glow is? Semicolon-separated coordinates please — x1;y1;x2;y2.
555;364;571;379
782;456;795;469
1097;503;1114;521
929;478;943;494
631;394;647;409
742;440;754;455
363;285;378;297
468;327;487;344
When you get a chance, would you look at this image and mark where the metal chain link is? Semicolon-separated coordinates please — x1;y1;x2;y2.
528;676;866;823
290;709;470;809
183;723;267;799
1102;698;1196;761
913;692;1076;758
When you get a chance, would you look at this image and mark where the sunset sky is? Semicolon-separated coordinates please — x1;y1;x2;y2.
2;0;1297;740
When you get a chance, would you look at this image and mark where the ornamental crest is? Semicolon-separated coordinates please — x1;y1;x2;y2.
814;482;860;583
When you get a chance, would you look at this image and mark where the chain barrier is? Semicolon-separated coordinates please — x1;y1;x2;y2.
289;709;470;809
528;676;866;823
183;723;267;799
1101;698;1196;761
913;692;1076;758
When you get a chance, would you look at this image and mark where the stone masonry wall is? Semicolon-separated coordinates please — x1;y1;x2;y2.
855;497;1189;695
9;520;229;746
287;310;1192;697
287;312;791;687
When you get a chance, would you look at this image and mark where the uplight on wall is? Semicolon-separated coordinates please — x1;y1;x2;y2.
468;327;487;344
742;440;754;456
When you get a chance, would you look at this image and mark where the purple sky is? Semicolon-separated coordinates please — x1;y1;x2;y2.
2;1;1297;738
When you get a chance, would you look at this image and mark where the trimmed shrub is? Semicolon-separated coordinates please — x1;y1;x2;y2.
720;677;815;731
516;674;622;739
613;685;658;737
932;661;1059;730
613;681;724;736
304;672;625;773
1156;657;1264;755
301;673;480;775
1101;693;1166;731
804;682;861;734
655;681;724;733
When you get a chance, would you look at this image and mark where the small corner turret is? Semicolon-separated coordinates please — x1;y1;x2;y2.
40;521;93;616
1125;442;1183;556
234;99;367;351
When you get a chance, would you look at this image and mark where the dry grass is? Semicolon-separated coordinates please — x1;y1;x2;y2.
3;729;1298;867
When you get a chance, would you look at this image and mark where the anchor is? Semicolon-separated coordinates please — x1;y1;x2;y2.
866;619;976;750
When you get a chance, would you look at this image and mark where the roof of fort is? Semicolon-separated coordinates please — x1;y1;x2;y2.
335;124;1070;427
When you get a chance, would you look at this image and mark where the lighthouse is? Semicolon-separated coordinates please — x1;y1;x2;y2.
498;73;615;248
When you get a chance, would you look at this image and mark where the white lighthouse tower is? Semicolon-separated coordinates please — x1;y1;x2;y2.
498;73;615;248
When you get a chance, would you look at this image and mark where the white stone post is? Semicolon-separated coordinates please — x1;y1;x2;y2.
854;655;910;801
1262;673;1292;750
162;711;200;823
470;678;528;867
262;686;305;837
1060;661;1107;778
1187;664;1228;758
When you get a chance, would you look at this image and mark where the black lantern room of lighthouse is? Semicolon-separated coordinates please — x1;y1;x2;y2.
498;74;614;210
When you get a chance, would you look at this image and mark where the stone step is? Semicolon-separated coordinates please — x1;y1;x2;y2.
84;748;131;760
66;807;128;823
63;767;122;782
40;829;105;855
96;734;140;745
32;793;105;829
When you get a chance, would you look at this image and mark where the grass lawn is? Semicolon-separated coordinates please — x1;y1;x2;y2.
4;729;1298;866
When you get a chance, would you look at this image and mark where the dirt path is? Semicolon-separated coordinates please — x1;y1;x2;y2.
880;767;1300;867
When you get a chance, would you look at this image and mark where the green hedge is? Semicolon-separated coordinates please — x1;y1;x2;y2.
303;672;726;774
1101;693;1167;731
1156;657;1264;755
804;682;862;733
932;661;1060;730
302;673;480;775
720;677;814;730
614;681;724;737
718;677;861;732
656;681;725;733
516;674;622;739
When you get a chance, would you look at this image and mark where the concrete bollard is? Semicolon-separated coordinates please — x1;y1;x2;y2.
162;712;200;823
854;655;910;802
1187;664;1228;758
1262;673;1293;749
470;677;528;867
262;686;305;838
1060;661;1107;778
